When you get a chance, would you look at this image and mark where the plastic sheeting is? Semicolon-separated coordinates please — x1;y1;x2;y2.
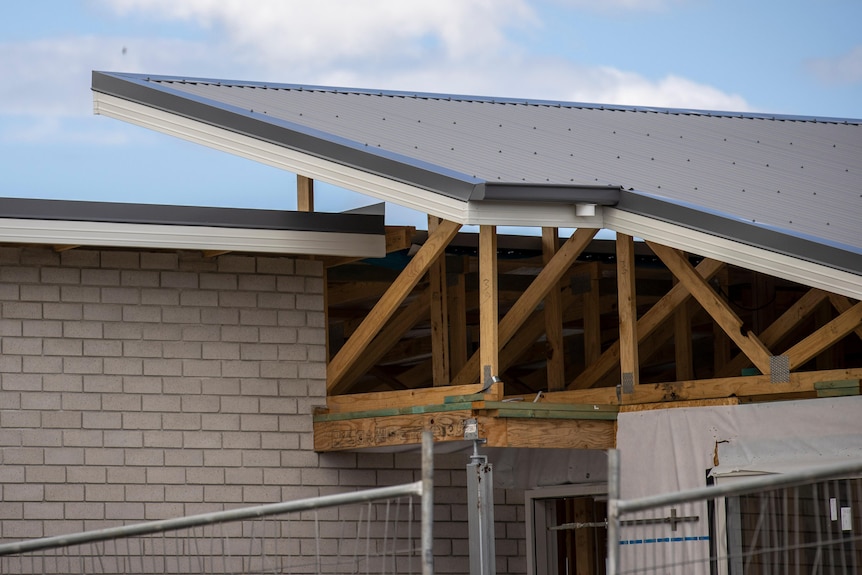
616;395;862;497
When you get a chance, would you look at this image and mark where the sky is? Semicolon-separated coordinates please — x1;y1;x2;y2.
1;0;861;227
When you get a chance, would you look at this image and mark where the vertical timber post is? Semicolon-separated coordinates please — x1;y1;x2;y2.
421;431;435;575
467;436;495;575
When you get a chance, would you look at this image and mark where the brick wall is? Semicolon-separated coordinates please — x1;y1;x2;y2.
0;246;525;574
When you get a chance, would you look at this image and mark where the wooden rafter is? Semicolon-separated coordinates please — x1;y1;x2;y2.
716;288;829;377
542;227;565;391
829;294;862;341
339;288;431;387
451;228;598;387
448;261;469;375
783;301;862;369
674;286;694;381
569;258;725;389
647;242;773;375
327;218;461;394
583;262;602;366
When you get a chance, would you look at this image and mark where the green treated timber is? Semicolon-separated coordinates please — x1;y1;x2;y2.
313;402;473;422
443;393;486;404
478;401;618;413
814;379;860;390
490;409;618;421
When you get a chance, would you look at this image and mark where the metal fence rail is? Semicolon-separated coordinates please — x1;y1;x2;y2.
0;433;434;575
607;452;862;575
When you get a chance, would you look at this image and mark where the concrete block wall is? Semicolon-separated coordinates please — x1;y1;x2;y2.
0;246;526;574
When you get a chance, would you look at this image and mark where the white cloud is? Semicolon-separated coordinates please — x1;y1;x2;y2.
103;0;537;69
808;45;862;86
544;0;692;12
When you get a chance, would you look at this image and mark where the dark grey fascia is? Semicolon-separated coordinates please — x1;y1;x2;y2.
92;71;485;202
618;190;862;276
478;183;622;204
0;197;384;235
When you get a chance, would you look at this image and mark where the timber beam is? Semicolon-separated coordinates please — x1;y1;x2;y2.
313;401;616;451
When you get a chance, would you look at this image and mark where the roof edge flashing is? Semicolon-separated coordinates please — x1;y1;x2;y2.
480;183;622;205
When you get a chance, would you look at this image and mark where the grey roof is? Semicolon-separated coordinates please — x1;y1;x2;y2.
91;72;862;276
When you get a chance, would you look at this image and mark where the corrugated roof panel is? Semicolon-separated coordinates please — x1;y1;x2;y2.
93;74;862;258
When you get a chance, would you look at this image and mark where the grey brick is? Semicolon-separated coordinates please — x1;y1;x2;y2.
276;275;305;292
61;392;100;411
43;302;84;320
20;391;60;410
201;378;240;395
304;276;325;295
142;358;182;376
59;249;98;267
105;502;145;520
180;290;219;306
83;448;123;466
81;269;119;286
123;340;162;358
62;286;101;303
44;484;84;502
162;376;201;395
182;325;220;341
219;291;257;307
23;502;64;520
43;446;84;464
162;413;200;430
102;393;141;411
103;430;143;448
260;432;299;450
201;413;240;431
0;465;24;482
259;397;298;414
1;266;39;283
222;360;259;378
0;318;23;336
140;252;178;270
260;326;298;343
83;375;122;393
160;271;198;289
222;431;259;449
257;257;294;275
181;359;221;377
2;520;43;538
277;310;306;326
243;486;281;503
124;448;164;466
43;338;82;356
84;339;122;357
101;287;139;304
165;485;203;502
63;357;103;374
25;465;66;483
65;502;105;519
295;258;322;276
42;411;83;430
200;307;239;325
103;321;143;340
203;485;242;503
2;337;42;355
142;430;182;448
101;251;140;269
202;449;241;467
298;326;325;344
216;255;255;273
0;284;19;301
22;319;62;337
63;320;103;338
103;357;144;375
239;379;279;396
142;395;181;412
238;274;276;291
200;273;237;290
220;396;258;413
146;467;186;484
263;468;301;485
21;429;62;447
42;373;81;392
63;429;103;447
201;342;240;360
121;270;159;287
225;467;262;484
242;450;281;468
21;284;60;301
0;355;22;373
180;395;219;413
123;305;161;323
82;302;122;320
123;377;163;394
160;306;201;324
1;410;41;428
258;293;295;310
140;287;179;306
261;360;298;379
2;301;41;319
23;355;63;374
124;412;163;430
186;467;224;485
85;484;124;501
4;483;44;501
2;447;43;464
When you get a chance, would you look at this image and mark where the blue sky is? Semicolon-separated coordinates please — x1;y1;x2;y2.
1;0;860;226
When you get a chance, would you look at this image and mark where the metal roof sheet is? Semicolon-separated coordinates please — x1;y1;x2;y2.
91;72;862;275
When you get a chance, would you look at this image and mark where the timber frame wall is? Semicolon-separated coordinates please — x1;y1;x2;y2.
312;180;862;452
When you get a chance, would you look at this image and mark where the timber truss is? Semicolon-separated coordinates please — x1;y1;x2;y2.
312;194;862;452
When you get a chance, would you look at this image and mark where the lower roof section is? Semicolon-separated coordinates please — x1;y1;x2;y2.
0;197;385;258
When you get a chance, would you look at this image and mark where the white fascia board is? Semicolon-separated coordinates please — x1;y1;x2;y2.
0;218;384;257
604;208;862;300
464;201;604;228
94;93;599;230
